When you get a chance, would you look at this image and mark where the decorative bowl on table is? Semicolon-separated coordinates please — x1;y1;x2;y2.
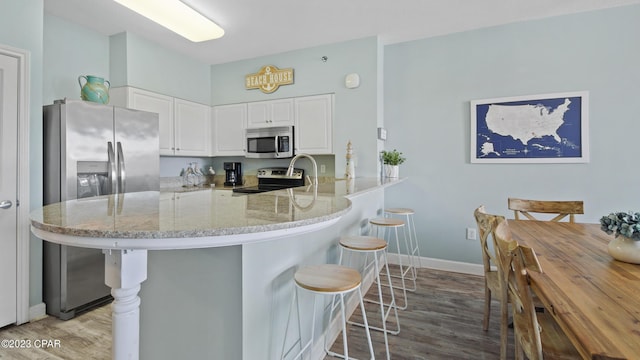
600;212;640;264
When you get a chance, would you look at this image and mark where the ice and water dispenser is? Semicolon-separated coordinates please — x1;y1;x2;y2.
76;161;109;198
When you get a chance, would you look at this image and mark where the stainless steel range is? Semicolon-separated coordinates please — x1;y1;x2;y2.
232;167;304;194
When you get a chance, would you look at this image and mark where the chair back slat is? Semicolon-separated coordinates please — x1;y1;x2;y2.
508;198;584;223
494;220;545;360
474;206;505;273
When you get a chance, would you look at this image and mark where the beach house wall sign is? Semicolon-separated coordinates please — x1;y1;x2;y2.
245;65;294;93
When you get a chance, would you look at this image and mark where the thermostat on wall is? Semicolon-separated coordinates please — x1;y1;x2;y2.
377;127;387;140
345;73;360;89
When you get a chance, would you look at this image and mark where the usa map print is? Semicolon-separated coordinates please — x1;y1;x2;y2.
470;92;589;163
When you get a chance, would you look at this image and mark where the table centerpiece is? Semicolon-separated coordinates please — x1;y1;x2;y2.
600;211;640;264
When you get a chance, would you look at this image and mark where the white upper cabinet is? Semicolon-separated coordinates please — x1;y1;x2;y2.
247;98;294;128
110;87;210;156
111;87;174;154
173;98;210;156
294;94;333;154
211;103;247;156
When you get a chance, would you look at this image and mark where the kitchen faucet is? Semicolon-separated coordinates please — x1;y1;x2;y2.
287;153;318;185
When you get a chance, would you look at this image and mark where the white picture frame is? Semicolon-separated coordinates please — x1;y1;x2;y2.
470;91;589;163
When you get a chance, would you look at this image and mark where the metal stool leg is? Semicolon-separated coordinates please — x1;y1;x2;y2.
371;219;409;310
287;264;374;360
339;237;401;360
385;209;421;291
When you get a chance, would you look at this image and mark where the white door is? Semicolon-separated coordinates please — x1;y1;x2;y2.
0;52;19;327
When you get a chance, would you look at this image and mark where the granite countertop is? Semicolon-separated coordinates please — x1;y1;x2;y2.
30;177;405;250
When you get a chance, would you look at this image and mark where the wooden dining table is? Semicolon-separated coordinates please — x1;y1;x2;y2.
508;220;640;360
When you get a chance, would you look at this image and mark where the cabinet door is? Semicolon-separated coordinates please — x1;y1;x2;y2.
115;87;174;155
295;94;333;154
212;103;247;156
174;98;210;156
247;98;293;128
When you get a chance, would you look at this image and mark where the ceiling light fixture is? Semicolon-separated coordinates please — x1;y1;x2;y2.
113;0;224;42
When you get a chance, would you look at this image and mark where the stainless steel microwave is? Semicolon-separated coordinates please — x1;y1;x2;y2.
245;126;294;158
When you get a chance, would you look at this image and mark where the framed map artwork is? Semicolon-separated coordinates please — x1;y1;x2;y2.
470;91;589;163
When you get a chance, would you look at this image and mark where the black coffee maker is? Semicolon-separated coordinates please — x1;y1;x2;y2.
223;162;243;186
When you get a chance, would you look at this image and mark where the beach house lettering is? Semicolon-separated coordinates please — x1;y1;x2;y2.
245;65;294;93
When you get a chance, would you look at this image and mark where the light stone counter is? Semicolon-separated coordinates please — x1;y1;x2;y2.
29;177;405;360
30;177;404;250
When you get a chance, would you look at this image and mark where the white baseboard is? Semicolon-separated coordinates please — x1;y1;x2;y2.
29;303;47;322
387;253;484;276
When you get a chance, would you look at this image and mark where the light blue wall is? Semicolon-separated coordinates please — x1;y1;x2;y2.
110;32;211;105
43;14;110;104
384;4;640;264
0;0;44;307
14;2;640;309
42;21;212;106
210;37;382;178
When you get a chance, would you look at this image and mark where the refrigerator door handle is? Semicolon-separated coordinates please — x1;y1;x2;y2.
107;141;117;194
117;141;126;193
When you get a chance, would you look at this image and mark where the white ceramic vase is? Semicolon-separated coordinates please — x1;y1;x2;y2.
608;235;640;264
384;164;399;178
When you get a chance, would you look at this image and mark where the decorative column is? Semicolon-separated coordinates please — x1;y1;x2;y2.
103;249;148;360
345;141;355;179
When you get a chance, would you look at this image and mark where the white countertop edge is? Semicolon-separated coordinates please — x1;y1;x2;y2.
344;177;407;199
31;216;342;251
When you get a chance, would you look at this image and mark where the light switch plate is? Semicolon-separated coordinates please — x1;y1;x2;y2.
377;127;387;140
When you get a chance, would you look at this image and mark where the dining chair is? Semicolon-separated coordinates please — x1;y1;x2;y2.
493;220;581;360
474;206;508;360
508;198;584;223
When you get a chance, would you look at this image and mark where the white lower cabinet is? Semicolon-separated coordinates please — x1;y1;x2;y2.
211;103;247;156
294;94;333;154
111;86;210;156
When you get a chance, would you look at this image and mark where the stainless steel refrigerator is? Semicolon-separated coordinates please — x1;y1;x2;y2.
43;99;159;320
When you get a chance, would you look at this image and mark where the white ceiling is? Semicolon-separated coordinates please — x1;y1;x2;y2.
44;0;640;65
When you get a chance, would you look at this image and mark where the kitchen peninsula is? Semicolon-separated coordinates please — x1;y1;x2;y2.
30;177;405;360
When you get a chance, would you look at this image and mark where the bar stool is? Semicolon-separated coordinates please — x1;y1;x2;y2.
280;264;375;360
369;217;410;310
337;235;400;360
385;208;421;291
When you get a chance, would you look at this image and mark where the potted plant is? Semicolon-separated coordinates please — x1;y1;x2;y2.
600;211;640;264
381;149;406;178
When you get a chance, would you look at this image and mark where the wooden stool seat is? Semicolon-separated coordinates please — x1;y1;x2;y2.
282;263;375;360
340;235;387;251
385;208;415;215
294;264;361;293
370;217;405;227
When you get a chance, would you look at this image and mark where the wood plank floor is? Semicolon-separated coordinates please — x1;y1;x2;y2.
0;268;513;359
324;267;513;360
